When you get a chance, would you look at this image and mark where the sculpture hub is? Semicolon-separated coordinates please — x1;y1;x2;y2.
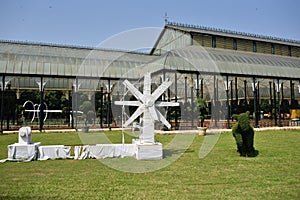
145;97;154;107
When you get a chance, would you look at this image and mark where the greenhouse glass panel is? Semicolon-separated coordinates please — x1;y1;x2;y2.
6;59;15;73
57;63;65;75
0;60;7;73
14;61;22;74
64;63;72;76
50;63;58;76
36;62;44;75
44;63;51;75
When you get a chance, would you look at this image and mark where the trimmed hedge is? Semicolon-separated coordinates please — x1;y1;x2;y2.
232;112;257;157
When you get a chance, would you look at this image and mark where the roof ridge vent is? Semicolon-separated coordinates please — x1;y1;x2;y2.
166;21;300;44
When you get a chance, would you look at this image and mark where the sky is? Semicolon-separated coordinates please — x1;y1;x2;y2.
0;0;299;49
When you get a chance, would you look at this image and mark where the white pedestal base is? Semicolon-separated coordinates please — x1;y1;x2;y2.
134;141;163;160
7;142;41;161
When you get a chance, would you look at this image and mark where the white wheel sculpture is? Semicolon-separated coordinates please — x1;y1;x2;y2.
115;72;178;143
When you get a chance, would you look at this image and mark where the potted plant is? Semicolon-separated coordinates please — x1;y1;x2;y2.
81;118;89;133
197;98;208;136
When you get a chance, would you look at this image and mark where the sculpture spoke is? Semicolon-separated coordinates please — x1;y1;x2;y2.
155;101;179;107
151;80;172;101
157;110;171;128
123;80;145;102
115;101;141;106
149;106;159;121
143;73;151;95
123;105;144;127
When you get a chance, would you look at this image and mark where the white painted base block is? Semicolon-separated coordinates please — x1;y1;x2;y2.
8;142;41;161
135;142;163;160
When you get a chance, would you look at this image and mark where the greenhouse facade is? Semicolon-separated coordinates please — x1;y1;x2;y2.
0;22;300;132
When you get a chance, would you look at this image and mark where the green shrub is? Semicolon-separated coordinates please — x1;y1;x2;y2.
197;98;209;127
232;111;257;157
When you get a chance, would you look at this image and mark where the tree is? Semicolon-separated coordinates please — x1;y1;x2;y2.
20;90;39;103
238;99;249;114
281;99;290;114
79;100;95;125
260;99;270;114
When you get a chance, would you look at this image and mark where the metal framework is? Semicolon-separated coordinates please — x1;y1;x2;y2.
0;23;300;131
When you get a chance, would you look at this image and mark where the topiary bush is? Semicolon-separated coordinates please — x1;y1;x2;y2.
197;98;209;127
232;111;258;157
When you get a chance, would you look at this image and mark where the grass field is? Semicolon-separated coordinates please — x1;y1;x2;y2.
0;130;299;199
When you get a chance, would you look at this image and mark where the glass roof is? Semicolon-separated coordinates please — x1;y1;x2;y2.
160;45;300;79
0;41;299;90
0;41;155;79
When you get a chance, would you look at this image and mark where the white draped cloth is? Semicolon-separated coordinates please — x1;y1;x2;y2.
75;144;136;159
38;145;71;160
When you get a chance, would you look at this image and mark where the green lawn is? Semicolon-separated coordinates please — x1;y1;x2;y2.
0;130;299;199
